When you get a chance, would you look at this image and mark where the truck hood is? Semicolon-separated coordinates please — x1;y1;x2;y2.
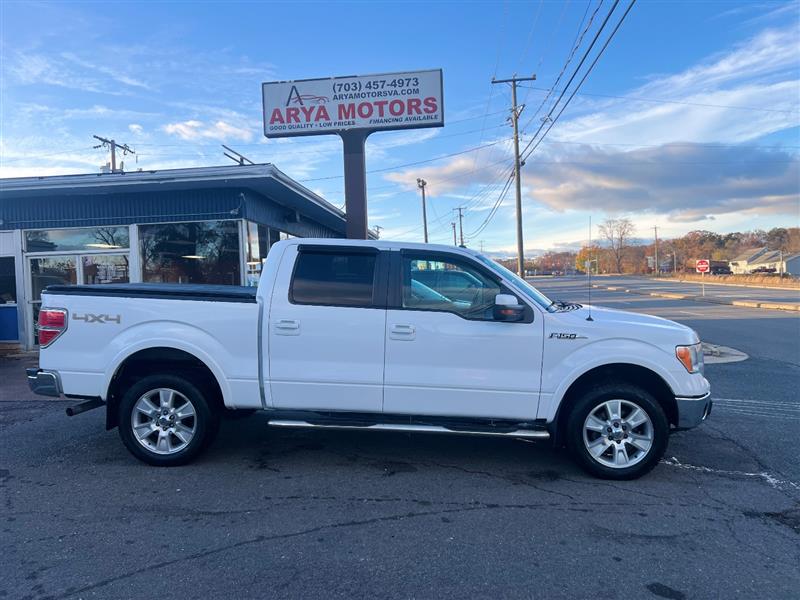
550;304;699;346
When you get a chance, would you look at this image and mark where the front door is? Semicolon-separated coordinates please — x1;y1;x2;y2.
383;250;543;421
268;244;388;412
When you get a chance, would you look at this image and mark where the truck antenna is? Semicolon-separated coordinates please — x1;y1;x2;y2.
587;216;594;321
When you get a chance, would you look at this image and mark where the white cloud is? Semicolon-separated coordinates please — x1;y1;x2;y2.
383;142;513;200
522;143;799;222
128;123;144;135
60;52;152;90
6;53;120;95
553;26;800;146
162;120;253;142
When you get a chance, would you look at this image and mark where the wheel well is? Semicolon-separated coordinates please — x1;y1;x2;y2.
105;347;224;430
553;363;678;445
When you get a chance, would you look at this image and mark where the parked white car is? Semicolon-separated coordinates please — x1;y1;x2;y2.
28;239;711;479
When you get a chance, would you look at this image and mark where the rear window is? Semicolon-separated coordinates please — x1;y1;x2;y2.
290;251;377;307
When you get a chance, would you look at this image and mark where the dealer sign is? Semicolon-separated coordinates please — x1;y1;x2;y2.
262;69;444;138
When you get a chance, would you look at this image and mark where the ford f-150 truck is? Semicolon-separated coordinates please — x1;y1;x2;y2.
28;239;711;479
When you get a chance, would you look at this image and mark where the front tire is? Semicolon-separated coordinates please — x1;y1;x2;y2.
566;383;668;480
118;374;220;466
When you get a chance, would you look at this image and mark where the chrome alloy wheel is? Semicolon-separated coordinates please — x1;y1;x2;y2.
582;399;654;469
132;388;197;455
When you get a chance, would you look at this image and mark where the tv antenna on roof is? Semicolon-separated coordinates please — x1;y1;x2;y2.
222;145;255;166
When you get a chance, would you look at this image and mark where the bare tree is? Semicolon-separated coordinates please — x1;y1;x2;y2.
599;218;635;273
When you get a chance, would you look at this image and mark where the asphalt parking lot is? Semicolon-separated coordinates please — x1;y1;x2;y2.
2;277;799;599
585;274;800;306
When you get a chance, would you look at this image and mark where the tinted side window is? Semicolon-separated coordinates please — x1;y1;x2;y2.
403;256;501;319
291;252;376;307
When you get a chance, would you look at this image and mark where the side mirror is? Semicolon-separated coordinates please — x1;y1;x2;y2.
493;293;525;322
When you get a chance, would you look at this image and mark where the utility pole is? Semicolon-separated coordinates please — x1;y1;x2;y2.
93;135;135;173
451;222;457;246
455;207;465;247
374;225;384;239
416;178;428;243
479;240;485;253
653;226;659;277
493;74;535;276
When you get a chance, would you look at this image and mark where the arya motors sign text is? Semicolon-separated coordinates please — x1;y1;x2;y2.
262;69;444;138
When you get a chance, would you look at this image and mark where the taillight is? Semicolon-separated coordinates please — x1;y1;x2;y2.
38;308;68;348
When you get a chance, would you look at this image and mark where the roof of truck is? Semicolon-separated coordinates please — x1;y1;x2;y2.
280;237;482;255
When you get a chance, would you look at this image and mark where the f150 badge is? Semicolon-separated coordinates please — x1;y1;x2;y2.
549;332;587;340
73;313;121;324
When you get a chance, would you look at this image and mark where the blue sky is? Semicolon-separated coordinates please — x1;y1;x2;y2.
1;0;798;254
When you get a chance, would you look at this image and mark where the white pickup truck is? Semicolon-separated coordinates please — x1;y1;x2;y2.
28;239;711;479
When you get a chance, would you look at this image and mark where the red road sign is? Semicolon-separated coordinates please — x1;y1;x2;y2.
696;259;710;273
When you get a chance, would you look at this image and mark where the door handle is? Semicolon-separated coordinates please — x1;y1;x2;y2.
390;324;416;340
275;319;300;335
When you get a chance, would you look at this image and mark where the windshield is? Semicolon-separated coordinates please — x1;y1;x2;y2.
475;254;553;309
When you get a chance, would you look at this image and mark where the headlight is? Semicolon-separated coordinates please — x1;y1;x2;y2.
676;342;704;374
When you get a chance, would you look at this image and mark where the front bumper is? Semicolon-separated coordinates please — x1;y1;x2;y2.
674;392;712;429
26;368;62;397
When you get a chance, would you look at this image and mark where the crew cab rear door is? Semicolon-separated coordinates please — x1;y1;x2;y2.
267;244;388;412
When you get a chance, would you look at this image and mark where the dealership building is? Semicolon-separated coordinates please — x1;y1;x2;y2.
0;164;356;350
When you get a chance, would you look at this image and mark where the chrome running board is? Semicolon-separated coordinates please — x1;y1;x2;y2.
267;419;550;440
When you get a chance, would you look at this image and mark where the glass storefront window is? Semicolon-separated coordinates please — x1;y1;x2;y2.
0;257;16;304
140;220;241;285
30;256;77;301
245;222;270;286
25;227;130;253
268;228;295;251
82;255;129;284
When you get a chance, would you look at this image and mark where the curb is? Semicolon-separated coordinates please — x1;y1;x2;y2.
671;278;800;292
591;284;800;312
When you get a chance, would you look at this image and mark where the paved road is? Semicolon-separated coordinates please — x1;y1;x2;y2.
583;274;800;305
2;282;799;599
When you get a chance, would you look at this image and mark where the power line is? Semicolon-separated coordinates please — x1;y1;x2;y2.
522;0;638;164
515;0;546;73
299;138;512;183
0;146;98;164
520;0;606;134
465;171;516;240
519;0;621;158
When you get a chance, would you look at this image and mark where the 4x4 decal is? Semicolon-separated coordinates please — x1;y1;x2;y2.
73;313;121;324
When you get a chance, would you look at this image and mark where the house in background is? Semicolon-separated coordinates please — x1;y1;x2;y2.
747;250;800;276
728;248;769;274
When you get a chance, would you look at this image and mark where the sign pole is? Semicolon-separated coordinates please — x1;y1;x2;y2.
340;130;371;240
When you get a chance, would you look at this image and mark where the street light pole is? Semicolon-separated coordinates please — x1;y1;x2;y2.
416;178;428;243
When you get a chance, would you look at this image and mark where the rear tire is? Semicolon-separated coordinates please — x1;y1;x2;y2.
566;383;668;480
118;374;220;466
